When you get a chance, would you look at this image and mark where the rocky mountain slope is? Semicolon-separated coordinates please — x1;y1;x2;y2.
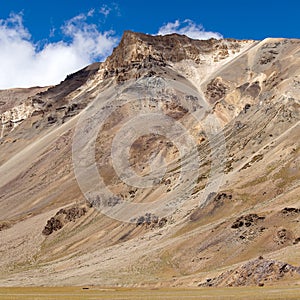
0;31;299;287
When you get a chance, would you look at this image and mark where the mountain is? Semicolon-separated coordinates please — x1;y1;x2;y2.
0;31;299;287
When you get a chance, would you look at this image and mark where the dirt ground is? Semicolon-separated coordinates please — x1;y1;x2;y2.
1;286;300;300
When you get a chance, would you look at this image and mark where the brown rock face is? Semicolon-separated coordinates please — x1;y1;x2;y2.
205;77;229;103
42;205;88;236
103;31;252;77
199;258;300;287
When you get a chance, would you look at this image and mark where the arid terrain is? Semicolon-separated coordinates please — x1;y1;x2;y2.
1;286;300;300
0;31;299;290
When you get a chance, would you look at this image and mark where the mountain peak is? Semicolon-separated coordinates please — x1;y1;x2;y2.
102;30;255;78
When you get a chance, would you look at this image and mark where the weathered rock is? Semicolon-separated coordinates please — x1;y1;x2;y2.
42;205;88;236
231;214;265;229
199;258;300;287
0;221;10;231
205;77;229;103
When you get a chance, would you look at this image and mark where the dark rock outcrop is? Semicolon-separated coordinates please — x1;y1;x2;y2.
199;258;300;287
42;205;88;236
231;214;265;229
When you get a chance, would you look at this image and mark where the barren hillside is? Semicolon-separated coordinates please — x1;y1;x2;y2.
0;32;299;287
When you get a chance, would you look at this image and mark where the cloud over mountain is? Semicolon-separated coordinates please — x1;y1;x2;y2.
157;19;223;40
0;12;223;89
0;12;118;89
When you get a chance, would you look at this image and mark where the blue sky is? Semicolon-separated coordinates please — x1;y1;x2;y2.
0;0;299;88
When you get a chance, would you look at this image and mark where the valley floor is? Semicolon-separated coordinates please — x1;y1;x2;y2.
0;286;300;300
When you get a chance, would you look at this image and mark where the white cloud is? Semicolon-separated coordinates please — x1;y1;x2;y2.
99;5;111;17
157;19;223;40
99;3;121;18
87;9;95;17
0;12;118;89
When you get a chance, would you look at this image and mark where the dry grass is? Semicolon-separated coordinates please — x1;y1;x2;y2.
0;286;300;300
